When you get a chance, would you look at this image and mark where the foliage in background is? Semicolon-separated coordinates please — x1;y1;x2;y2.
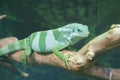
0;0;120;80
0;0;98;38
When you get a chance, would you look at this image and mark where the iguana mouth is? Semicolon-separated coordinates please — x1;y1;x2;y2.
84;32;89;37
72;32;89;37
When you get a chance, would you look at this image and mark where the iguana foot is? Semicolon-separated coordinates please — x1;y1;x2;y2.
64;60;70;69
21;54;27;64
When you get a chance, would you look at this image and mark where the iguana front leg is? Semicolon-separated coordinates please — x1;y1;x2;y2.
21;48;32;64
52;48;70;69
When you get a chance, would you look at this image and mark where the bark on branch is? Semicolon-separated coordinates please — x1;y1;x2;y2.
0;24;120;80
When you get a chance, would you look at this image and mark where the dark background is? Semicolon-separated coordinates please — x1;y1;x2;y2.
0;0;120;80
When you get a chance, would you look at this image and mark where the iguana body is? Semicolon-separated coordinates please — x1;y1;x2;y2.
0;23;89;67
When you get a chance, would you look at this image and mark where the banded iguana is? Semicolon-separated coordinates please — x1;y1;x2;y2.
0;23;89;68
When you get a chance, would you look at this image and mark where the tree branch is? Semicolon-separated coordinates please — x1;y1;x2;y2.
0;14;7;20
0;24;120;79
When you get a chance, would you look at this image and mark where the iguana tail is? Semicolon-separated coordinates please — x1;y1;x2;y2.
0;38;29;56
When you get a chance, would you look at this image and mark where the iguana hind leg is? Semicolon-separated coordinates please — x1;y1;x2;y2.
21;48;31;64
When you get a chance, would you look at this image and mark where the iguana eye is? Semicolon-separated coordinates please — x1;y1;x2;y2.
78;29;82;32
73;29;75;32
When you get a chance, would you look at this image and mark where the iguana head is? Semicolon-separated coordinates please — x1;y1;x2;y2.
63;23;89;45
